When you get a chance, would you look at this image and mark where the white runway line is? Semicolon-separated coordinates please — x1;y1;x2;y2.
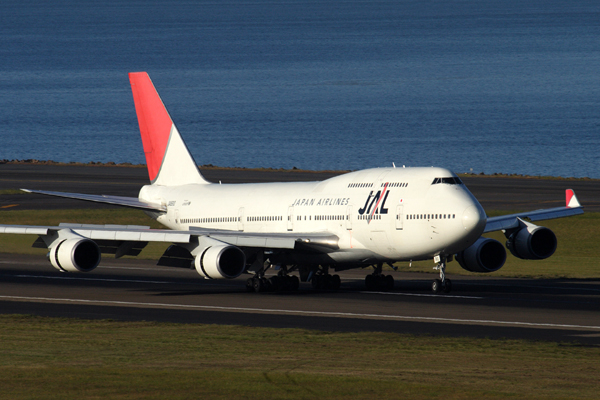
460;281;600;293
360;291;484;299
1;294;599;331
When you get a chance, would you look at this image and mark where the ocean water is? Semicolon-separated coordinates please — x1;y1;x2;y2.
1;0;599;178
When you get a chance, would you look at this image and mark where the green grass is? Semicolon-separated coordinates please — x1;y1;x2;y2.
0;189;29;195
0;314;598;399
0;208;167;259
0;208;598;278
396;212;600;279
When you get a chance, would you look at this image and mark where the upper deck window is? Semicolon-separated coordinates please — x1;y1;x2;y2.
431;177;463;185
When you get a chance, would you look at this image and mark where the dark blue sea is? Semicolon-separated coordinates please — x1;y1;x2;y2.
1;0;599;178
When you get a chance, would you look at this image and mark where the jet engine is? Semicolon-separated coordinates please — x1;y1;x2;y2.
48;238;101;273
506;224;556;260
456;237;507;273
193;237;246;279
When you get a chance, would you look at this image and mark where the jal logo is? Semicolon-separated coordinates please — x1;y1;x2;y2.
358;188;390;215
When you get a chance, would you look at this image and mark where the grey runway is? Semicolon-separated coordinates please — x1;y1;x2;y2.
0;164;598;344
0;253;599;345
1;163;599;211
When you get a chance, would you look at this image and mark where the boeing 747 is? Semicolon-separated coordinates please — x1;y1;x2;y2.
0;72;584;294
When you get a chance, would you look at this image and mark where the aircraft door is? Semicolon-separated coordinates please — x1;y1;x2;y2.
174;208;180;225
287;206;294;231
346;205;353;230
396;205;404;230
238;207;245;231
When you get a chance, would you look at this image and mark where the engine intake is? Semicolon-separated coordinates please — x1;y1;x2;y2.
49;238;101;272
194;238;246;279
506;225;556;260
456;237;506;273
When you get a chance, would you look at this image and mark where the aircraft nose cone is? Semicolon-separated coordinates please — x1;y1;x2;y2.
462;205;485;232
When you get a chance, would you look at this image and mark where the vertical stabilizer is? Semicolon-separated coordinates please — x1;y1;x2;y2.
129;72;209;186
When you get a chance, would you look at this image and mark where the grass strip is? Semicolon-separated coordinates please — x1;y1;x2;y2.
0;209;598;278
0;314;598;399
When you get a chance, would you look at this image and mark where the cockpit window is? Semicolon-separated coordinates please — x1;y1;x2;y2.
432;177;463;185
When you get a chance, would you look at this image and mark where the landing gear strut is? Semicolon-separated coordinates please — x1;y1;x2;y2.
246;260;300;293
364;263;394;291
309;266;341;291
432;255;452;294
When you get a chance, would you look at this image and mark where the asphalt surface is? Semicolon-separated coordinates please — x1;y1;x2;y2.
0;164;599;344
1;163;598;211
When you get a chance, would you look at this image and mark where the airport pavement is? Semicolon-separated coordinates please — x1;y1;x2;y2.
0;253;599;345
0;163;599;211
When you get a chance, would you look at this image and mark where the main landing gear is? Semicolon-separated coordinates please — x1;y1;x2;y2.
246;262;300;293
364;263;394;291
432;255;452;294
309;266;341;291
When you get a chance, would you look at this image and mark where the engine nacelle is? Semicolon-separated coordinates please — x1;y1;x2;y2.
506;224;556;260
456;237;506;273
194;238;246;279
48;238;101;273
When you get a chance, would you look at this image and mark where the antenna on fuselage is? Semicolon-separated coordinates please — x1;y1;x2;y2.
392;162;396;168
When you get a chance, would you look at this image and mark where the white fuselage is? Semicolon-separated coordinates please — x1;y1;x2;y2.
139;167;487;265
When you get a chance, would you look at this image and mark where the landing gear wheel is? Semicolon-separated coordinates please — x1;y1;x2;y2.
331;274;341;291
246;278;254;292
312;274;340;291
384;275;394;291
365;274;394;291
432;279;442;293
269;276;282;291
253;277;264;293
443;278;452;293
290;275;300;291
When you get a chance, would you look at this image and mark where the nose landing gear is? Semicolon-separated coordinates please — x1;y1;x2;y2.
432;255;452;294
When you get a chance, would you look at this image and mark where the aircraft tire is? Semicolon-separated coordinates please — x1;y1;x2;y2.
331;274;341;291
290;275;300;291
253;277;263;293
443;279;452;293
384;275;394;291
432;279;442;293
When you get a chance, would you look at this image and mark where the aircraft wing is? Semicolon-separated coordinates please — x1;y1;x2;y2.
484;189;583;233
21;189;166;212
0;223;339;252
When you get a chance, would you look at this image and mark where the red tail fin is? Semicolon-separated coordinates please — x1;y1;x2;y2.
129;72;208;186
129;72;173;182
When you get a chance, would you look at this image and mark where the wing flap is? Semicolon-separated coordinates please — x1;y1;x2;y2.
0;225;50;235
0;221;338;253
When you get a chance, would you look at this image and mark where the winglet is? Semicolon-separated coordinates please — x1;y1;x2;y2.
566;189;581;208
129;72;209;186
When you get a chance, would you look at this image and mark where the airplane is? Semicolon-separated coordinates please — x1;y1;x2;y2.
0;72;584;294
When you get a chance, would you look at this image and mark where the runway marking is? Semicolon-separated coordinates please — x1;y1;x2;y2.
460;281;600;293
5;274;481;299
0;204;19;209
1;294;599;331
360;291;484;299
